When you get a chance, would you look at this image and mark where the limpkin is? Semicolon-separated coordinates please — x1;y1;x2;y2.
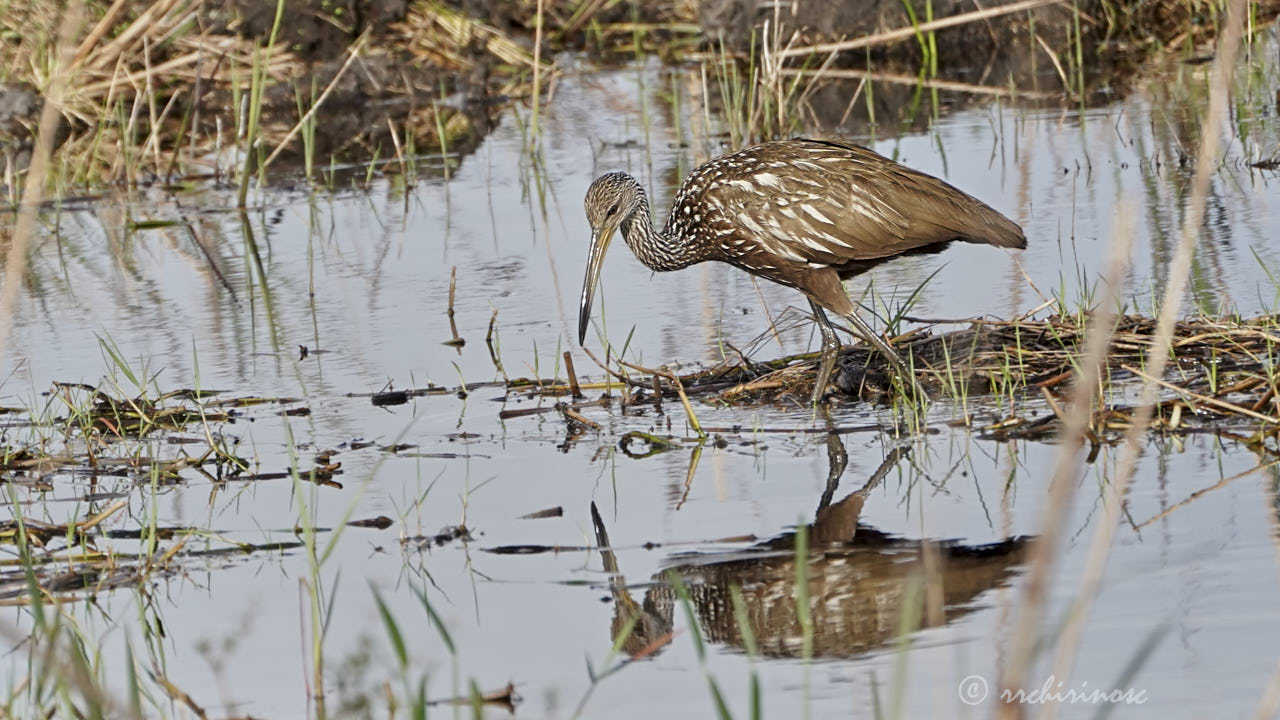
578;137;1026;404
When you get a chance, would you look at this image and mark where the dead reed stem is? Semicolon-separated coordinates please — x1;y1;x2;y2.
564;351;584;399
580;345;634;390
72;0;129;66
750;276;786;350
617;359;706;439
1120;364;1278;424
1252;659;1280;720
1023;1;1248;715
0;5;82;365
259;31;369;171
998;201;1133;718
777;0;1062;59
448;266;457;317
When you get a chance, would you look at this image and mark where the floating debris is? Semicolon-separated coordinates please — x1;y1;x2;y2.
371;390;410;406
348;516;395;530
427;682;519;713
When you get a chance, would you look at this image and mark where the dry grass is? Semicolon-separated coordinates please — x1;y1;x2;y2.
0;0;555;190
3;1;295;183
397;2;553;79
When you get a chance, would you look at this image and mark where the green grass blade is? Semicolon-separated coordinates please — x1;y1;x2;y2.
371;586;408;669
413;585;457;655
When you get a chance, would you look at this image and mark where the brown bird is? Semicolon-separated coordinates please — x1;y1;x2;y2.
578;137;1026;404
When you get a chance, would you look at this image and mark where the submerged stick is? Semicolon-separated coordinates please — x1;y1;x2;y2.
618;359;705;440
444;266;464;348
561;405;600;430
447;266;457;318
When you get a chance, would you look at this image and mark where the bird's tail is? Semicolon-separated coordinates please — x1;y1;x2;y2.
966;207;1027;250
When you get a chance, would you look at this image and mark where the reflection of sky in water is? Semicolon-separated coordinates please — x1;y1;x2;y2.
2;50;1280;717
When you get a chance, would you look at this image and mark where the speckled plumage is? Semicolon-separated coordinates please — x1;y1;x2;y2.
579;137;1026;402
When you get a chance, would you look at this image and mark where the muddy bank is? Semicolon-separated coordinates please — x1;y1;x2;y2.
0;1;534;185
695;0;1280;133
699;0;1221;60
221;0;410;59
1;0;1269;187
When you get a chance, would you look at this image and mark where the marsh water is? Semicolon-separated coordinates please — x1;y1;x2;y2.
5;40;1280;718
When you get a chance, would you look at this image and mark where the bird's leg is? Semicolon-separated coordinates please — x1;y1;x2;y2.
809;300;844;405
840;310;929;402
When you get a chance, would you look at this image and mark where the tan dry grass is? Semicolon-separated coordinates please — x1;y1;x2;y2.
999;0;1251;714
0;0;555;188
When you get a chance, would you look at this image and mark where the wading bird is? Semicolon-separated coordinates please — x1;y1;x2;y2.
578;138;1025;404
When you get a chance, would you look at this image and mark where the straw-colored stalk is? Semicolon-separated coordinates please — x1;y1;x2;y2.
0;5;82;364
775;0;1061;60
998;0;1248;715
1028;2;1249;718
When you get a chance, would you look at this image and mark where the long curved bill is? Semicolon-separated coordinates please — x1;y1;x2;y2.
578;226;614;345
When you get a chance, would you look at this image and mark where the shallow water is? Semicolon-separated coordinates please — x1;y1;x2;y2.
4;39;1280;719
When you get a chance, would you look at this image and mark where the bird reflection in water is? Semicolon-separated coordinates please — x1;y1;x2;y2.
590;433;1027;659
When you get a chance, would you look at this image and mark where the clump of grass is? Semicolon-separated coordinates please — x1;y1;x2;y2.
0;354;353;716
0;365;343;609
498;309;1280;444
704;23;809;148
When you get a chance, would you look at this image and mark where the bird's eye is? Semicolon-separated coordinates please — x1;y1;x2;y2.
608;202;620;216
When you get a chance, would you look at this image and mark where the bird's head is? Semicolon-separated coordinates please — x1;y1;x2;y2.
579;172;642;345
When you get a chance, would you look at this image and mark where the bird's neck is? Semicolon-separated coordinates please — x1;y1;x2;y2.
621;189;704;272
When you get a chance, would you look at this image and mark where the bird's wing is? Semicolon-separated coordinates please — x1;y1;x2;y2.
710;138;1023;267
